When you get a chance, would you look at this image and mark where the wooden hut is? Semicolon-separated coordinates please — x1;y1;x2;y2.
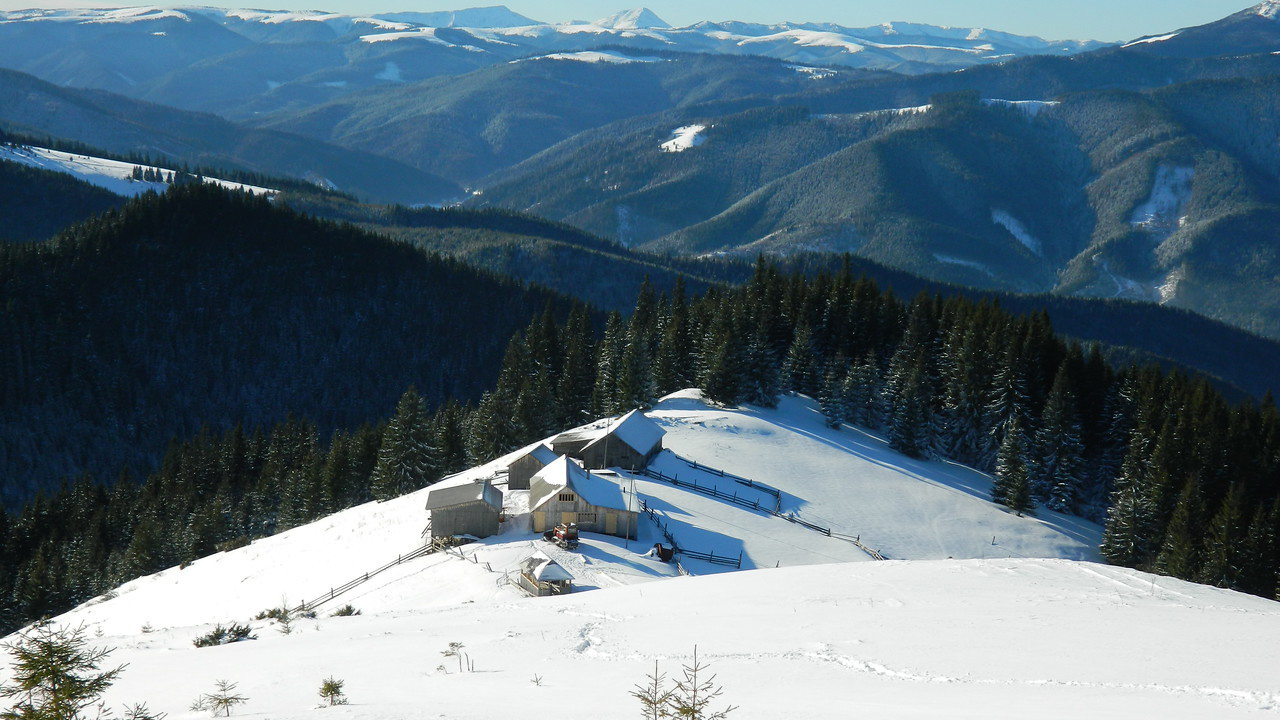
528;456;637;540
506;443;559;491
550;409;665;471
517;552;573;596
425;480;503;540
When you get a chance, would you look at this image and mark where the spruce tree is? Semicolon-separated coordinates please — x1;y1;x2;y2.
992;418;1033;515
1032;365;1087;513
1153;476;1205;581
0;620;125;720
370;387;436;500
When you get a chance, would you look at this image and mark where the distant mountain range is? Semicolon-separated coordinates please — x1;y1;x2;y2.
3;3;1280;340
0;5;1107;120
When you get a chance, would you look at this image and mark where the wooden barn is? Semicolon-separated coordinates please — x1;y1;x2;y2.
517;552;574;596
528;455;637;540
506;443;559;491
550;409;665;471
424;480;503;540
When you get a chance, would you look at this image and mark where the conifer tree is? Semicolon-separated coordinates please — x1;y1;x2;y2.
889;365;932;459
1154;476;1205;581
1199;483;1247;589
1032;365;1087;513
557;304;597;427
1101;481;1160;569
370;387;436;500
592;312;628;416
992;418;1033;515
819;362;847;429
697;300;744;407
842;353;881;429
779;323;819;397
653;277;693;397
0;620;125;720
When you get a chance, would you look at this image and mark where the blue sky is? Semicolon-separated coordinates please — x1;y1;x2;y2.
0;1;1259;42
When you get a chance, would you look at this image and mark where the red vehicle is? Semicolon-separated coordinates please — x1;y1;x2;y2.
543;522;579;550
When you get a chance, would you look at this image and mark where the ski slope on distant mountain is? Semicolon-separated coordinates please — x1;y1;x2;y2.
9;391;1274;720
0;144;274;197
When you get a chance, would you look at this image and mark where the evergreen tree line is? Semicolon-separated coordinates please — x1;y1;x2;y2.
474;259;1279;598
1;258;1276;634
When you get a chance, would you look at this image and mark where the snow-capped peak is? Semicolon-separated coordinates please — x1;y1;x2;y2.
593;7;671;29
1256;0;1280;20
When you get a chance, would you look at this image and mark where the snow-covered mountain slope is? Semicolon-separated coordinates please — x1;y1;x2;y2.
12;393;1263;719
0;144;274;197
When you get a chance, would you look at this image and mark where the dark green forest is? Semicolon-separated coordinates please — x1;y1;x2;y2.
0;160;122;243
0;184;575;507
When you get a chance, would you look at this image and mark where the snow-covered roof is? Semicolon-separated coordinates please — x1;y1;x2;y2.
554;409;665;456
425;481;502;511
590;409;665;455
528;456;630;512
522;443;559;466
521;551;574;582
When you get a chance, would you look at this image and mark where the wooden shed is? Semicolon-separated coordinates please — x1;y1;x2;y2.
507;443;559;491
517;552;573;596
550;409;665;471
528;455;637;540
425;480;503;540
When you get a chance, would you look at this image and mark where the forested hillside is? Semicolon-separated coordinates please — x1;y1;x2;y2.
4;258;1277;634
0;160;122;242
0;185;576;507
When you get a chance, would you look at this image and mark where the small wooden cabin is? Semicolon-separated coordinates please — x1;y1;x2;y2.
518;552;573;596
528;456;637;540
550;409;665;471
506;443;559;491
425;480;503;540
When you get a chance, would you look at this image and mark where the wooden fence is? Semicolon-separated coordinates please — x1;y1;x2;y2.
679;457;782;508
642;468;887;562
638;499;742;570
294;540;444;613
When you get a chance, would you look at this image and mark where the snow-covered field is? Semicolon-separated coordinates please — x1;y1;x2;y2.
0;144;275;197
660;125;707;153
8;392;1278;719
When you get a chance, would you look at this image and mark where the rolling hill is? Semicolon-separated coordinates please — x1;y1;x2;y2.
22;392;1278;720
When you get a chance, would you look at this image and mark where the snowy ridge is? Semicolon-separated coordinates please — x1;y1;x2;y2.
982;98;1060;118
0;7;1105;75
1123;31;1182;47
0;144;275;197
593;7;670;30
513;50;663;64
660;125;707;152
15;392;1279;720
1257;1;1280;21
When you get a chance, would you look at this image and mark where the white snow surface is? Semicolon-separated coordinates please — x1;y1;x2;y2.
1257;1;1280;20
1131;165;1194;236
660;124;707;152
788;64;839;79
737;28;866;54
982;98;1060;118
513;49;662;64
9;392;1280;719
934;254;994;276
0;144;274;197
991;208;1043;255
1123;31;1182;47
593;7;670;30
